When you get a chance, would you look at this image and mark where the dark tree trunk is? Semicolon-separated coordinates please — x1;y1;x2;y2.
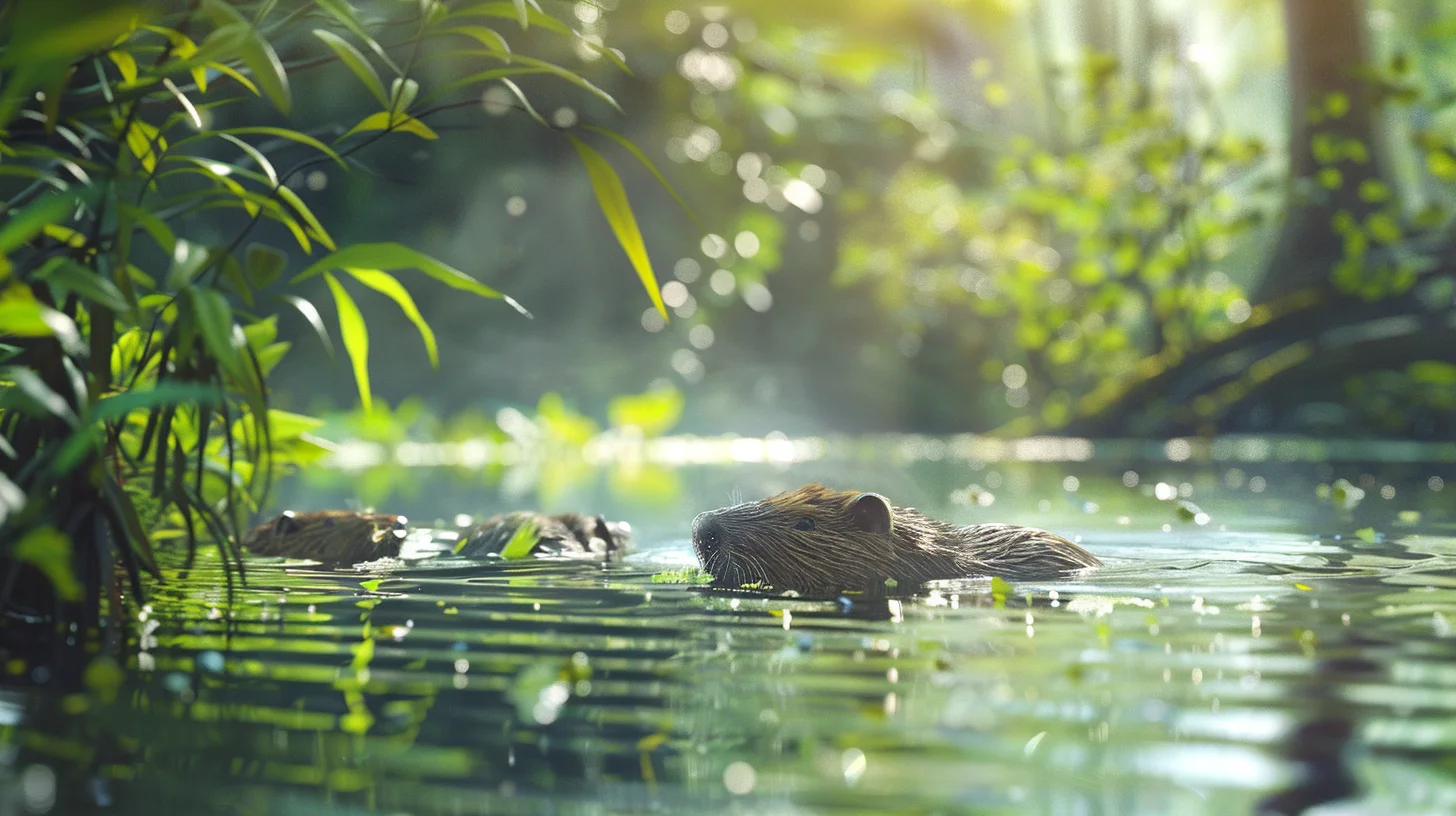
1258;0;1382;301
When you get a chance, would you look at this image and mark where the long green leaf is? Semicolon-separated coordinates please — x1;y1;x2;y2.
0;189;81;254
275;184;335;250
344;267;438;367
0;290;83;353
323;272;371;411
203;0;291;113
292;243;526;313
90;381;224;424
33;257;131;311
582;125;703;230
175;127;345;167
13;527;83;602
338;110;438;142
313;29;388;107
418;66;552;107
497;78;547;127
488;53;620;112
0;472;24;527
118;203;177;254
568;137;666;319
315;0;401;74
278;293;333;358
433;25;511;56
0;365;78;426
182;286;248;384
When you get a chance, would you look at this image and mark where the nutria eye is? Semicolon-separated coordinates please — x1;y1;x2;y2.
795;517;815;531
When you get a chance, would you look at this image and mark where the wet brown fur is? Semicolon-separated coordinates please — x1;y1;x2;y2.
242;510;408;564
242;509;631;565
692;484;1100;595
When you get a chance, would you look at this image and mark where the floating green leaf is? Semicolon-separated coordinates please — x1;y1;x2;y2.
499;516;539;560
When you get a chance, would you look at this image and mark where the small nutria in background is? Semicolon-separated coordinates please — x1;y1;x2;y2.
243;509;631;565
691;483;1099;595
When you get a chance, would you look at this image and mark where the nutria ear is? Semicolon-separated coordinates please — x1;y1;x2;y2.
848;493;893;536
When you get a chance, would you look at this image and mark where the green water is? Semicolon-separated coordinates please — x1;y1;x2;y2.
5;444;1456;815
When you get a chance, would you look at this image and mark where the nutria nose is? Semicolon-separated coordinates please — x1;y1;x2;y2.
691;511;722;561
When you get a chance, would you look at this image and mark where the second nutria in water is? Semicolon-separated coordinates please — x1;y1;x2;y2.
243;510;631;565
691;484;1099;595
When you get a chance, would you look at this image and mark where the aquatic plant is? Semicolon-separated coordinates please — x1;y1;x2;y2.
0;0;686;675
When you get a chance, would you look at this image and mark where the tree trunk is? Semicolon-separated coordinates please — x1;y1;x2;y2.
1257;0;1381;301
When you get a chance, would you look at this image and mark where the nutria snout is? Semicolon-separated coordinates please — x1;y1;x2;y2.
692;484;1099;595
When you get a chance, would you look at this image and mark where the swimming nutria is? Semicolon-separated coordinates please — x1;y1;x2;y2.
691;484;1099;595
242;509;631;565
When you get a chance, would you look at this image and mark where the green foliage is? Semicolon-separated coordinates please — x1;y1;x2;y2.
0;0;686;637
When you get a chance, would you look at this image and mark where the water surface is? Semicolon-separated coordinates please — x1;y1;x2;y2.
5;442;1456;815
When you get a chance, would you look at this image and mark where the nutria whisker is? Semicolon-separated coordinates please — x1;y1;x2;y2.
691;483;1099;597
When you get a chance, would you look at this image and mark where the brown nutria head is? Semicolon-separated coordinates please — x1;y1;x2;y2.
458;512;632;560
243;510;408;564
692;483;1098;596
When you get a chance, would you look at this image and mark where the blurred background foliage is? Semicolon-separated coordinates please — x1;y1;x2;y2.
7;0;1456;631
245;0;1456;442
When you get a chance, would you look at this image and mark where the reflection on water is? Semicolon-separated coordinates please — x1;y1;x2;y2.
5;449;1456;815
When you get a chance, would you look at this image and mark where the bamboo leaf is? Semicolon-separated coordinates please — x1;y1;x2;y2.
313;29;389;107
195;126;345;166
13;527;84;602
0;365;78;426
292;243;525;313
33;257;131;311
0;473;24;527
0;189;82;254
166;238;211;290
141;24;207;91
323;272;371;411
279;293;334;358
202;0;291;113
0;288;83;353
338;110;438;141
582;125;703;230
389;77;420;111
90;381;223;424
245;243;287;288
419;66;551;107
568;136;666;319
344;267;438;367
434;25;511;56
217;132;277;184
274;184;335;250
183;286;248;384
108;49;139;85
118;203;177;255
496;78;547;126
315;0;401;74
